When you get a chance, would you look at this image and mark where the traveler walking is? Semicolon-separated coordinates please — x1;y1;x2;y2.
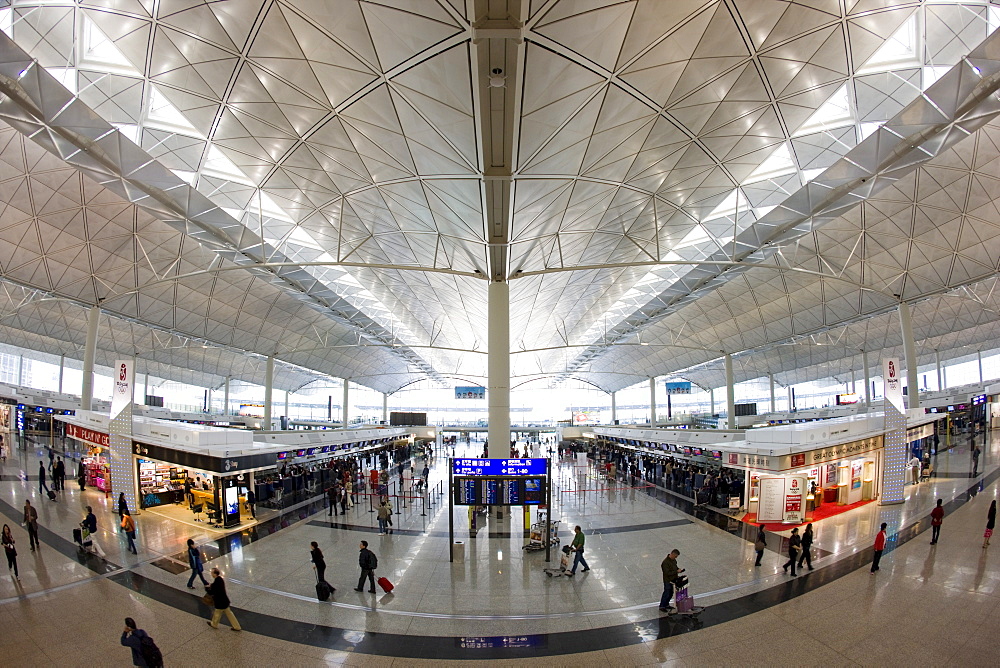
782;527;801;576
38;462;50;496
120;617;162;667
753;525;766;567
930;499;944;544
798;523;815;571
121;513;138;554
23;499;38;551
871;522;888;572
310;541;326;583
355;540;377;592
984;500;996;548
54;458;65;490
186;538;209;588
658;549;683;612
205;567;241;630
118;493;130;531
973;445;981;476
80;506;105;556
2;524;18;580
566;525;590;575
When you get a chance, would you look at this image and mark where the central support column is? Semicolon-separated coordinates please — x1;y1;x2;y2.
610;391;616;424
979;350;984;384
768;373;776;413
81;305;100;410
649;377;657;427
58;355;64;394
382;393;388;424
342;378;350;427
898;301;920;409
488;280;511;458
263;355;274;429
725;353;736;429
223;376;230;416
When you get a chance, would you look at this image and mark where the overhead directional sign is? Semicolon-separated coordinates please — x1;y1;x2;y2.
452;458;548;476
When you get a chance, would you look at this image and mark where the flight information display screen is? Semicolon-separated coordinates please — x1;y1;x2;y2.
452;458;548;476
453;477;546;506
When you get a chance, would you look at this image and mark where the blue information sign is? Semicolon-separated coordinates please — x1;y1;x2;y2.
452;458;547;476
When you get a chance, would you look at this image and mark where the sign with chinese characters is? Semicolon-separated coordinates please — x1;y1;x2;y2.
790;453;806;468
783;475;806;523
452;458;548;476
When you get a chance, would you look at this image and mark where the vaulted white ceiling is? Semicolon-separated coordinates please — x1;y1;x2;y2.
0;0;997;395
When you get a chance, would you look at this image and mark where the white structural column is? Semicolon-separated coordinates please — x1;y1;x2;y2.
768;374;776;413
58;355;64;394
284;390;290;419
342;378;350;426
898;301;920;409
382;393;388;424
978;350;984;383
488;281;511;458
862;350;872;408
610;391;617;424
16;355;22;386
725;353;736;429
851;369;856;394
710;388;715;415
81;305;101;410
649;377;657;427
223;376;230;416
935;349;943;390
143;373;149;403
263;355;274;429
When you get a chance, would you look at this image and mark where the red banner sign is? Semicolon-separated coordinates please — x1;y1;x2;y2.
66;423;109;448
790;453;805;468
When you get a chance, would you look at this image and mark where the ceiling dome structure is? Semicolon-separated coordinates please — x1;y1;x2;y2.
0;0;996;395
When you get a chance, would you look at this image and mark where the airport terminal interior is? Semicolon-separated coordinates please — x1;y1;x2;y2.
4;0;1000;665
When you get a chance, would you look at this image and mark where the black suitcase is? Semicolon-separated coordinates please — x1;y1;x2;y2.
47;489;56;501
73;528;82;544
316;580;333;601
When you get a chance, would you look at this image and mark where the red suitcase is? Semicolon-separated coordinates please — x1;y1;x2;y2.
377;576;394;593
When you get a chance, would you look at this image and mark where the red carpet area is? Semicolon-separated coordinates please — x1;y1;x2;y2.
742;499;875;532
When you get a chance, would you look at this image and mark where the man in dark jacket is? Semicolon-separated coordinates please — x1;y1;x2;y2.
120;617;153;667
206;567;241;630
355;540;377;592
38;462;50;496
659;549;682;612
327;485;339;516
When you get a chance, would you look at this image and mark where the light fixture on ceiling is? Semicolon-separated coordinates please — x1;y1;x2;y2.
489;67;506;88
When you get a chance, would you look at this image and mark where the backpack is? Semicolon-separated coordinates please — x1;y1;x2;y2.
139;634;163;667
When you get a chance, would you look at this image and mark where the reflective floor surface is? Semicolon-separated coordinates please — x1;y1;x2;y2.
0;432;996;665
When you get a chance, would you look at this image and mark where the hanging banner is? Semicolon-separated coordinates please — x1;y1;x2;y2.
883;357;904;414
109;360;138;514
110;359;134;420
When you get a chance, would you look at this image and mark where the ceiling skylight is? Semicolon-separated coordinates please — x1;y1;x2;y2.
793;84;853;137
858;15;919;75
744;143;796;184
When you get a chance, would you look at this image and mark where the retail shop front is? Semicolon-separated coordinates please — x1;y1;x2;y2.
65;423;112;492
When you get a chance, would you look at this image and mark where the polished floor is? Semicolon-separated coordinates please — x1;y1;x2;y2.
0;432;996;666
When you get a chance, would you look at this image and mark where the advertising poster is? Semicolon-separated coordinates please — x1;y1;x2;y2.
826;463;838;485
455;386;486;399
783;475;806;523
757;477;785;523
851;461;863;490
883;357;905;413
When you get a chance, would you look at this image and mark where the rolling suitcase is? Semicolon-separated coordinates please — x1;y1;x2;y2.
316;580;333;601
73;527;82;544
47;489;56;501
377;576;394;593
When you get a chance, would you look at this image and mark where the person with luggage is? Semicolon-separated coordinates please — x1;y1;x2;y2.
984;500;996;548
659;549;682;612
930;498;944;544
355;540;377;593
205;567;241;631
310;541;327;584
78;506;104;556
121;512;138;554
23;499;39;551
566;526;590;575
753;524;766;567
38;462;51;497
2;524;19;580
783;527;801;576
121;617;162;667
871;522;888;572
55;458;65;490
186;538;209;588
797;523;814;571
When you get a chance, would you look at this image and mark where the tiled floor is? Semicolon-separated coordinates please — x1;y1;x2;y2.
0;433;996;665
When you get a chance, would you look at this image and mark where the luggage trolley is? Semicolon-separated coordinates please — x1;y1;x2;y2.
524;519;560;552
665;576;705;619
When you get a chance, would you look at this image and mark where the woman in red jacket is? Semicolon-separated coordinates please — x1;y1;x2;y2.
871;523;887;573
